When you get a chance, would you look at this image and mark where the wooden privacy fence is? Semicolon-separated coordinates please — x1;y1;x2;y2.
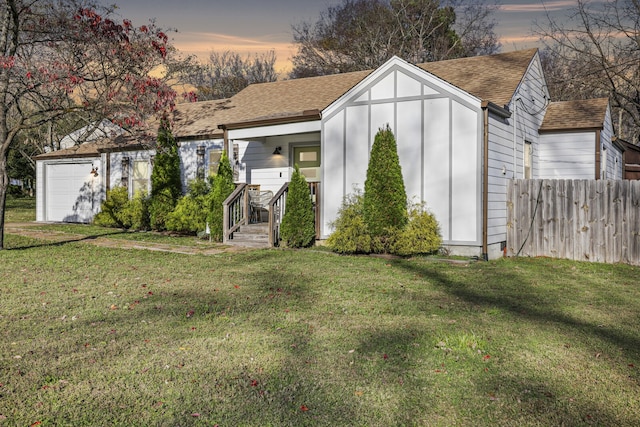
507;179;640;266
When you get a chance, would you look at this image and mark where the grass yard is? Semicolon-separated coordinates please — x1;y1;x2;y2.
1;215;639;425
4;196;36;223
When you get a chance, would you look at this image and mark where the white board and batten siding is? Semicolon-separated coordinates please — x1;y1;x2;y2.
36;158;104;223
485;52;549;251
321;57;482;248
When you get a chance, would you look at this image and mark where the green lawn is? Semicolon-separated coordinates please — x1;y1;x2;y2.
4;196;36;223
1;230;639;426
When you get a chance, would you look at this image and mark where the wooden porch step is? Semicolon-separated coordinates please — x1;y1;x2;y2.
227;223;270;248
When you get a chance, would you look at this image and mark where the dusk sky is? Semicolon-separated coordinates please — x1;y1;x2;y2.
101;0;579;72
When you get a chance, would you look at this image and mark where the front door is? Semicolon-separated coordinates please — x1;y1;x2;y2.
292;146;320;182
292;145;321;238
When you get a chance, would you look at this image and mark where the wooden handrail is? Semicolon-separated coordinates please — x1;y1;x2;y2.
222;183;248;243
268;182;289;247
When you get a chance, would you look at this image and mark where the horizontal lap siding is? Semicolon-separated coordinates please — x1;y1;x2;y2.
178;139;223;192
487;53;547;246
538;132;595;179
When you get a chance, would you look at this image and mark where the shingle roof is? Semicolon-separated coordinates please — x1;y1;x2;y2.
34;134;155;160
211;49;537;128
172;99;234;138
418;48;538;108
223;71;374;128
539;98;610;132
38;49;544;158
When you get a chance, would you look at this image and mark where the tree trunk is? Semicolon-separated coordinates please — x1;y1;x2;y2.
0;152;8;250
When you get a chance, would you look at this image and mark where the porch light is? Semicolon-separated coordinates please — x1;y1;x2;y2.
273;146;282;155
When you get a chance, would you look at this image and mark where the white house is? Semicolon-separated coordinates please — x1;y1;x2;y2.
35;48;622;259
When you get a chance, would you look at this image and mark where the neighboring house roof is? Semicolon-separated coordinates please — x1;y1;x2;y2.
539;98;610;132
57;119;126;150
418;48;538;108
35;134;155;160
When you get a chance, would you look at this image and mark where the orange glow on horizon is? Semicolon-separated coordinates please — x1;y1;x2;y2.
172;31;296;74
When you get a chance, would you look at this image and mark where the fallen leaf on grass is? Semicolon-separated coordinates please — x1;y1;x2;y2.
191;413;200;417
355;390;363;396
109;304;118;310
483;354;491;360
300;405;309;412
186;310;195;318
383;354;388;360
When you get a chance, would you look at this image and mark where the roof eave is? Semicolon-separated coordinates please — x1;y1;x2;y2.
482;101;511;118
539;126;604;134
219;109;321;131
34;151;101;161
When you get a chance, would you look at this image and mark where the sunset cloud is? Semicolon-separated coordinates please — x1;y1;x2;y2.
173;31;296;73
501;1;576;13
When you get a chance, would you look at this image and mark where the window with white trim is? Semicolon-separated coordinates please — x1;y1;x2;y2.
132;160;150;196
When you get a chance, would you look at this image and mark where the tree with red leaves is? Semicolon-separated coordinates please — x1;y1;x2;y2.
0;0;187;249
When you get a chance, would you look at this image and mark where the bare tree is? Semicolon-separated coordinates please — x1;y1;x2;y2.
535;0;640;143
290;0;500;78
183;50;278;100
0;0;186;249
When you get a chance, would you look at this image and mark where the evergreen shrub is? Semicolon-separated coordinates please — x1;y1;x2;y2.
149;118;182;230
207;151;236;242
166;179;211;234
280;165;315;248
326;190;371;254
119;191;150;231
93;186;129;228
363;125;407;237
389;203;442;256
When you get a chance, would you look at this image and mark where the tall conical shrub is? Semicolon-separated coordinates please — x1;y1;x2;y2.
150;117;182;230
280;165;315;248
363;125;407;237
207;151;236;242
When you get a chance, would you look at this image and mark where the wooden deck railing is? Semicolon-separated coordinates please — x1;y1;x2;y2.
268;182;288;246
222;183;248;243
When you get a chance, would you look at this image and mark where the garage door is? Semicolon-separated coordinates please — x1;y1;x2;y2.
45;161;100;222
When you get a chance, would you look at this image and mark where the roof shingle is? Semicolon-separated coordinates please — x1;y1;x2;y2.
539;98;610;132
418;48;538;107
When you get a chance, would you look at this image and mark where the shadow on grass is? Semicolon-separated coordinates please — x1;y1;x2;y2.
5;247;638;425
386;257;640;425
5;229;128;251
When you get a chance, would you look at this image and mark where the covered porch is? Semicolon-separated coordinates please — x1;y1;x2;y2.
220;117;323;247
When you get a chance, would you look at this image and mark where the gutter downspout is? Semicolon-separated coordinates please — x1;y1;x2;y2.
481;104;489;261
513;99;518;177
595;129;601;179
